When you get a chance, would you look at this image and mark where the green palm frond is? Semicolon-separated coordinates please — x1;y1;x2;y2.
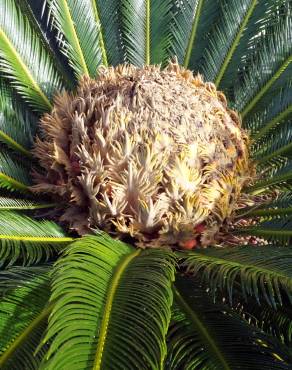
46;0;109;78
0;79;37;156
15;0;74;87
0;150;31;193
252;120;292;164
166;277;292;370
0;211;74;266
120;0;150;65
246;79;292;139
236;218;292;246
0;0;66;112
181;0;204;67
178;0;220;69
234;3;292;118
179;246;292;308
247;160;292;193
161;0;219;69
42;234;175;370
201;0;258;86
150;1;173;65
239;192;292;218
0;266;51;370
234;296;292;345
0;264;51;292
123;0;201;66
201;0;286;91
93;0;124;66
0;197;56;210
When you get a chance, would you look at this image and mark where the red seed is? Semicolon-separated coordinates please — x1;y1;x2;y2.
194;223;205;234
179;239;197;250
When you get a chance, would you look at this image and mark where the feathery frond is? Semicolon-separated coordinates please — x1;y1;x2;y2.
202;0;258;85
46;0;107;77
0;211;73;267
0;267;51;370
0;264;51;293
0;197;56;210
15;0;75;87
150;0;173;65
245;79;292;139
0;150;31;193
253;119;292;164
0;79;36;156
119;0;149;65
234;296;292;345
247;160;292;193
236;218;292;246
166;277;292;369
239;192;292;218
201;1;287;92
0;0;65;112
179;246;292;307
234;4;292;117
168;0;220;69
42;234;175;370
93;0;124;66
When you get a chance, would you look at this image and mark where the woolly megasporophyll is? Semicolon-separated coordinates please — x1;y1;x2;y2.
32;61;255;249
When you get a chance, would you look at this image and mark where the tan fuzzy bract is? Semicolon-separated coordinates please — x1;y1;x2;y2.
32;61;254;248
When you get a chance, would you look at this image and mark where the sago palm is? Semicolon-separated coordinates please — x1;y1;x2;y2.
0;0;292;369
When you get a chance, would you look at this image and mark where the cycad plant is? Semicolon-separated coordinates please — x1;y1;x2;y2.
0;0;292;369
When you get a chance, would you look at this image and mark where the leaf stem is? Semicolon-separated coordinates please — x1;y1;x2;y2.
0;130;32;158
215;0;258;87
0;201;58;210
236;228;292;238
0;173;29;192
93;249;141;370
146;0;150;65
241;54;292;118
91;0;108;67
0;202;58;210
59;0;89;77
245;207;292;217
253;103;292;141
183;0;204;68
0;235;74;242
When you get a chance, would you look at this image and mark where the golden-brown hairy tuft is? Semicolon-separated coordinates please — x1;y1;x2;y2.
32;61;254;249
